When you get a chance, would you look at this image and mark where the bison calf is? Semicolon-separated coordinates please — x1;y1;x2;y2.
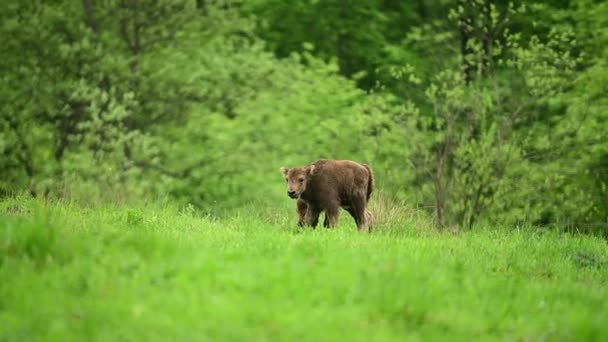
280;159;374;232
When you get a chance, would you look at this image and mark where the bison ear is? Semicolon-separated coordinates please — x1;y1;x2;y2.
280;167;289;176
307;165;316;175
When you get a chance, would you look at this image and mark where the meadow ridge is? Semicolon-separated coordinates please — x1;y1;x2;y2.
1;198;607;341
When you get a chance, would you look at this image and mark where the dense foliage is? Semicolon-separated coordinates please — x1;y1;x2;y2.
1;0;607;231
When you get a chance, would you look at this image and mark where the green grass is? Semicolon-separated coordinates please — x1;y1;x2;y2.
1;198;607;341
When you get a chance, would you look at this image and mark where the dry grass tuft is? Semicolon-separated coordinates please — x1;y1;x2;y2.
367;190;436;234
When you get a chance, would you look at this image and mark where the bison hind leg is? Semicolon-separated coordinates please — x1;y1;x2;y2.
350;195;371;232
344;205;359;225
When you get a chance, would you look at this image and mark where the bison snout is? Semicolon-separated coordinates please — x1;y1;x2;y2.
288;191;297;198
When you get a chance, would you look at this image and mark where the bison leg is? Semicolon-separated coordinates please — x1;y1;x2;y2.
297;200;322;229
322;214;329;228
351;196;370;232
344;206;360;226
325;204;341;228
296;199;308;227
307;206;322;228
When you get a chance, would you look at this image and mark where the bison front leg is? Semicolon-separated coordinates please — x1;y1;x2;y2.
297;200;322;229
296;199;308;227
324;205;341;228
307;206;322;228
322;214;329;228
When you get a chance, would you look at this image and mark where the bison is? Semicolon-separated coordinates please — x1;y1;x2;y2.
280;159;374;232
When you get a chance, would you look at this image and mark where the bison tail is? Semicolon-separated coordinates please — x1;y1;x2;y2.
363;163;374;202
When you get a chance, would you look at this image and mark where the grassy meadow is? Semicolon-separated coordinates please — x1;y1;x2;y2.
3;1;608;341
1;197;607;341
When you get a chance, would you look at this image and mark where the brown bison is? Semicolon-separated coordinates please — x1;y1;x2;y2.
280;159;374;232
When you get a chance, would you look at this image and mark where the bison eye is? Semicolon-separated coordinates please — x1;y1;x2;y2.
298;178;304;182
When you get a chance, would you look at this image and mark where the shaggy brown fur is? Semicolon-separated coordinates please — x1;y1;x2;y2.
281;159;375;232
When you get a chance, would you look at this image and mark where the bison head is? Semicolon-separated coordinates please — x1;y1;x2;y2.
280;165;315;199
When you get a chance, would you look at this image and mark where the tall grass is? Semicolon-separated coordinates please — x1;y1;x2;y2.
1;197;607;341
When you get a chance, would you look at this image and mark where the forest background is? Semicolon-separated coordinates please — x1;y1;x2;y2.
2;0;607;232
